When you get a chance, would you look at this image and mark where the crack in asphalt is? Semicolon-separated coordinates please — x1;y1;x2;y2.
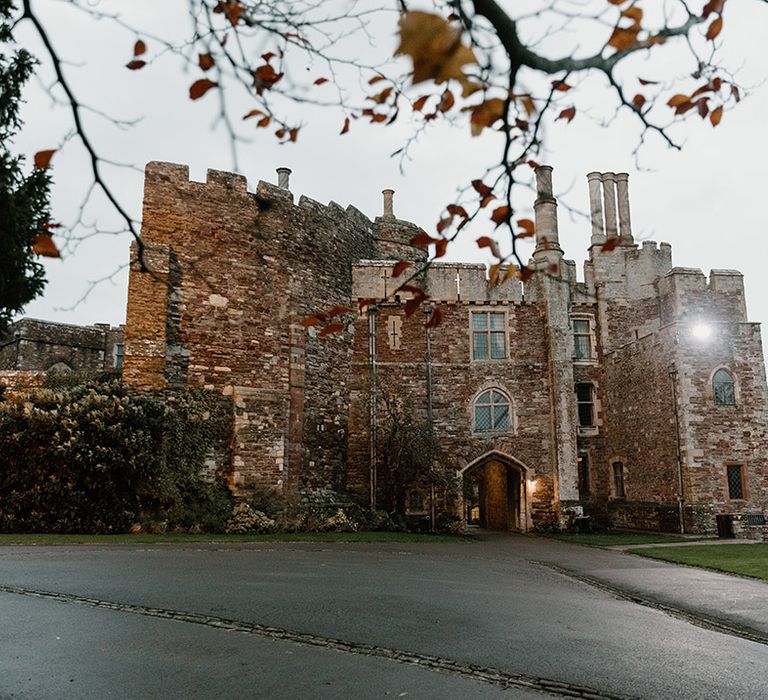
532;561;768;647
0;583;632;700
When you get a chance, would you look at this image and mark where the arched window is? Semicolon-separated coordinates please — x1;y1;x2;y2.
47;361;72;375
713;369;736;406
474;389;511;432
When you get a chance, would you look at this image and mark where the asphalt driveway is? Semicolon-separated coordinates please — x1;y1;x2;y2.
2;534;767;699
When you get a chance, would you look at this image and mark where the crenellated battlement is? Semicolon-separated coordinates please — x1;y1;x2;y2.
659;266;747;324
352;261;524;303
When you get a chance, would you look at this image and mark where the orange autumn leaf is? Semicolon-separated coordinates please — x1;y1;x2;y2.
607;26;640;51
199;53;215;71
469;98;505;136
706;16;723;41
491;205;511;228
318;322;344;337
34;149;56;169
395;11;477;84
425;305;443;329
189;79;218;100
517;219;535;238
710;105;723;126
32;234;59;258
392;261;411;278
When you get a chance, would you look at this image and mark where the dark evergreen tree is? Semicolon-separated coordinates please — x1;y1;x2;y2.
0;0;51;334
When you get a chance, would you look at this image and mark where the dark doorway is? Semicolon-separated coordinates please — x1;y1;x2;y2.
462;458;523;531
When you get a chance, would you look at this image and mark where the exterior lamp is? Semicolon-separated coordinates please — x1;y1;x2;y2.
691;323;711;340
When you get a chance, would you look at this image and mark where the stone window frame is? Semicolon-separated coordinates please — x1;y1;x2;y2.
469;309;508;362
571;313;597;364
470;385;517;435
724;462;749;501
610;458;626;499
709;366;738;406
574;382;599;435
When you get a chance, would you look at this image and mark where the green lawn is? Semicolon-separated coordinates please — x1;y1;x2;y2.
0;531;463;546
634;544;768;581
548;532;691;547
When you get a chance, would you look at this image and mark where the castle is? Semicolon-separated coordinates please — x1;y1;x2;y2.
61;162;768;533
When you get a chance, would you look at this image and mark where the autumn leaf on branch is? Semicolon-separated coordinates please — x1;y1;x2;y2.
469;98;505;136
189;79;218;100
395;11;477;85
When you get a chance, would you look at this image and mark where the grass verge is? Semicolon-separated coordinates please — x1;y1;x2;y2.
634;543;768;581
0;531;463;546
548;532;691;547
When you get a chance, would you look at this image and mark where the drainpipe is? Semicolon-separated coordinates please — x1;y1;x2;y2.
368;305;378;511
669;364;686;534
424;305;436;531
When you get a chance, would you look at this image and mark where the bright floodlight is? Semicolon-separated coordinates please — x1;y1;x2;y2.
692;324;711;340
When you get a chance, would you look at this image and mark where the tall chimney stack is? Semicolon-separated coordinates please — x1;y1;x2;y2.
382;188;395;219
276;167;292;189
615;172;633;243
533;165;564;264
587;172;605;246
601;172;618;239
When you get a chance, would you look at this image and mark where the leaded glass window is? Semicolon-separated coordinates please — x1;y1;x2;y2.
713;369;736;406
573;318;593;360
471;312;506;360
474;389;511;432
727;465;745;500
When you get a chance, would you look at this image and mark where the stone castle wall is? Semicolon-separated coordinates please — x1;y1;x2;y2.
116;161;768;534
0;318;124;373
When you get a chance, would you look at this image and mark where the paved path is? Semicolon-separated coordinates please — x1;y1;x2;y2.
2;534;767;699
607;539;763;550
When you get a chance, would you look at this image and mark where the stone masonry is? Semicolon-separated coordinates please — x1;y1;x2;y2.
0;318;124;374
122;161;768;534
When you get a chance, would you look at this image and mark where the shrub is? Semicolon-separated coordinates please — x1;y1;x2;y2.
436;513;465;536
323;508;358;532
225;503;276;534
0;381;233;533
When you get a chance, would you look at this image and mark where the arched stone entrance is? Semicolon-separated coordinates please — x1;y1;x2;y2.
461;451;531;532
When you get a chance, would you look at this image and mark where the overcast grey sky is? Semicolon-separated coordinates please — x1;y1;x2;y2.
12;1;768;351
